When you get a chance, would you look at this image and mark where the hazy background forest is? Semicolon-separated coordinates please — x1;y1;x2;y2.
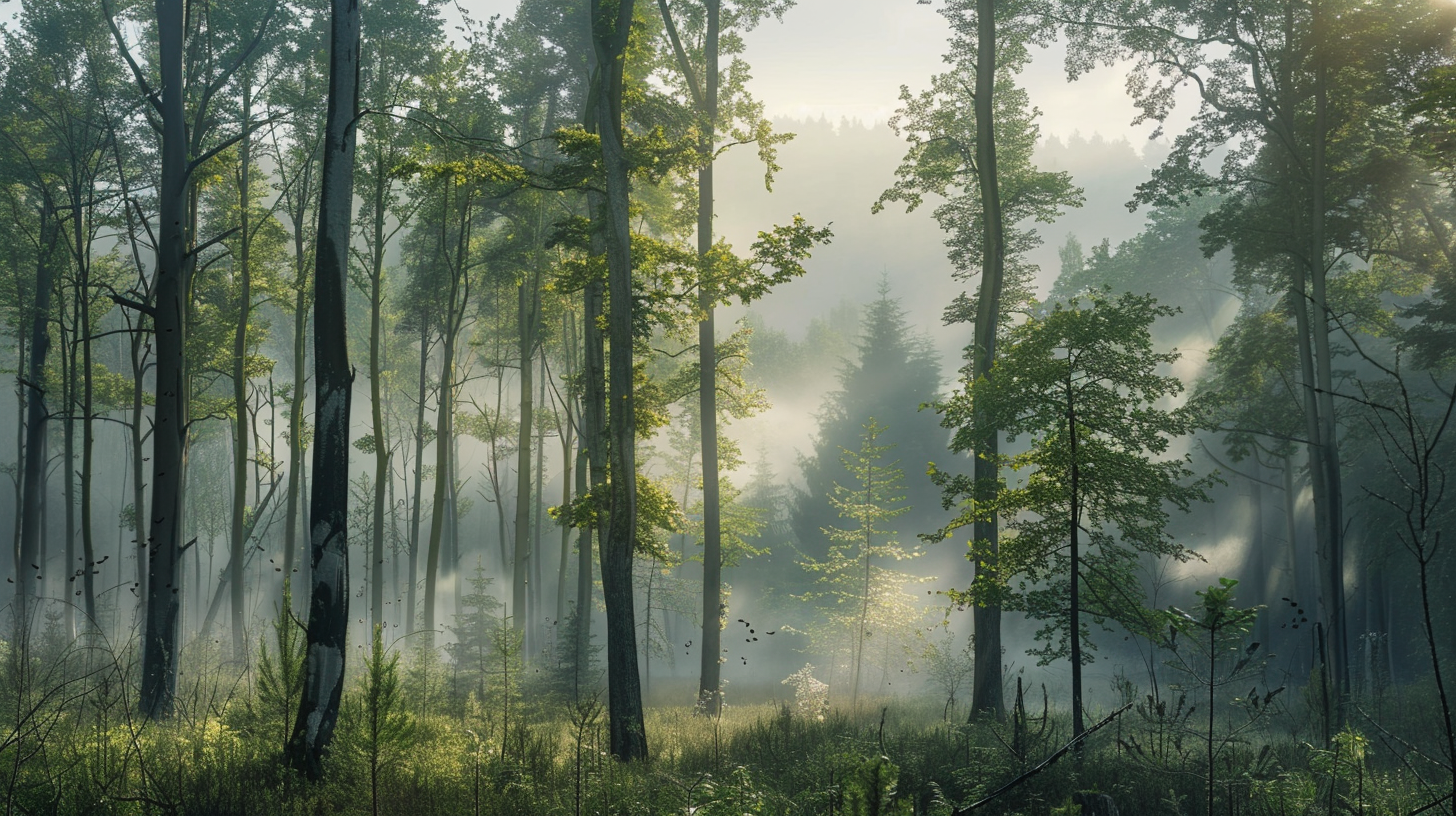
0;0;1453;813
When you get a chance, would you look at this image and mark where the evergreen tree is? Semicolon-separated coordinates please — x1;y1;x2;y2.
792;282;942;563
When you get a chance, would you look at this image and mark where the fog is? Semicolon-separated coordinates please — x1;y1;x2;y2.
0;0;1452;811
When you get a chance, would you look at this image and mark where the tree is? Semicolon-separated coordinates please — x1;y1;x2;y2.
931;291;1213;739
1340;344;1456;801
353;0;443;634
2;0;118;642
287;0;360;779
1158;578;1270;816
800;419;926;710
1056;0;1456;720
264;15;327;606
793;283;942;566
877;0;1082;717
651;0;808;717
100;0;280;718
350;625;414;816
588;0;647;762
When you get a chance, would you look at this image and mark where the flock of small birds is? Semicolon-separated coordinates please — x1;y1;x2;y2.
1279;598;1310;629
681;618;780;667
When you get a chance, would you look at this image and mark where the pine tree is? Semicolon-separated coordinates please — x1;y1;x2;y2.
793;282;942;564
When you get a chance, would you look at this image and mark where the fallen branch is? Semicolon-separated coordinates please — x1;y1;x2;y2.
952;702;1135;816
1409;791;1452;816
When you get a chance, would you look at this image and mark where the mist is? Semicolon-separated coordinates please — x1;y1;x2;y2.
0;0;1452;812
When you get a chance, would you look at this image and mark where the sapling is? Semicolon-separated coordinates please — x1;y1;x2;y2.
354;624;413;816
1161;578;1281;816
252;580;305;754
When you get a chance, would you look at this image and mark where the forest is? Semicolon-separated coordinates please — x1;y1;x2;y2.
0;0;1453;813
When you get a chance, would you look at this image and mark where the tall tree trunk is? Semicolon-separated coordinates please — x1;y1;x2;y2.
556;311;578;626
531;356;546;643
368;149;389;633
591;0;647;762
695;0;725;718
513;275;537;639
62;296;76;639
969;0;1006;721
579;48;606;708
78;197;98;637
17;196;60;639
284;228;308;611
423;247;460;645
1068;377;1084;741
406;317;428;631
287;0;360;779
230;79;254;659
9;253;25;594
130;322;147;628
1307;3;1348;716
140;0;191;717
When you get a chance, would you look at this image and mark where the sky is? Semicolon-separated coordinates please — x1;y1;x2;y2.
450;0;1186;141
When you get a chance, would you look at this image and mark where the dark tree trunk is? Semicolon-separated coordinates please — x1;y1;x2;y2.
284;195;310;611
230;78;254;659
406;317;428;631
368;149;389;633
969;0;1006;722
531;356;546;647
140;0;191;718
555;312;577;627
423;260;460;645
1307;6;1349;716
17;196;60;637
590;0;647;762
513;275;538;639
63;290;76;639
694;0;725;718
1068;379;1084;741
287;0;360;779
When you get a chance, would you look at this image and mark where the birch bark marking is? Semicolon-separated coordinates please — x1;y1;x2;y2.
288;0;360;779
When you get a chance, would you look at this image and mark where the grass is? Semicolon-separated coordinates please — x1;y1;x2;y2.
0;620;1450;816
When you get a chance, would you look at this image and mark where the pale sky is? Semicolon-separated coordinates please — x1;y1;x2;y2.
453;0;1181;145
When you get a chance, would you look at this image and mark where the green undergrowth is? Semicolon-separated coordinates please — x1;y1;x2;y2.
0;624;1449;816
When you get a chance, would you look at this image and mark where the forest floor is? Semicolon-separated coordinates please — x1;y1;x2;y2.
4;625;1452;816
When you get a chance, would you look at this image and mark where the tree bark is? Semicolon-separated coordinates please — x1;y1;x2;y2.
423;204;462;644
591;0;647;761
78;206;97;638
16;196;60;639
140;0;191;718
555;321;577;627
230;76;254;659
62;289;76;638
513;274;538;639
284;206;309;612
368;147;389;634
406;317;428;631
1307;2;1348;716
8;242;23;595
695;0;725;718
1068;377;1084;741
969;0;1006;722
287;0;360;779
